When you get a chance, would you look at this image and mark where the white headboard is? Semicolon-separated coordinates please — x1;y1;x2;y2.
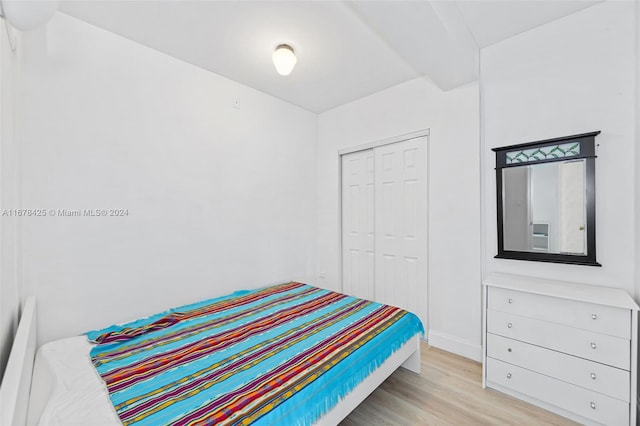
0;297;36;426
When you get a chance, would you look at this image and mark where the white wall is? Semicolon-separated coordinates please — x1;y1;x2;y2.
19;13;318;345
635;1;640;301
530;164;559;252
481;2;637;294
0;23;22;381
317;78;482;360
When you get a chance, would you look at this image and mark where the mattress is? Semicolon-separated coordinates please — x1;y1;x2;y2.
28;283;423;425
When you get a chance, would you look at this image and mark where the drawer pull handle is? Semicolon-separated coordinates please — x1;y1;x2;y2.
590;373;597;380
506;373;512;379
591;313;597;320
507;348;512;352
591;342;597;349
590;402;596;410
507;323;513;328
508;298;513;304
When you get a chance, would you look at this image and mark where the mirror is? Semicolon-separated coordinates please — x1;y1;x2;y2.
494;132;600;266
503;160;586;254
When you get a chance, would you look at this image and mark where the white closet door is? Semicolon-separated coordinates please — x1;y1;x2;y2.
558;160;586;254
374;137;427;325
341;149;375;300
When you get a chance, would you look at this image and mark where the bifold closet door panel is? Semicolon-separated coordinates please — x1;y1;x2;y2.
341;149;375;301
374;138;427;321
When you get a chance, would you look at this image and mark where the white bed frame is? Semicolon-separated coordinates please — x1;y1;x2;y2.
0;296;37;426
0;297;421;426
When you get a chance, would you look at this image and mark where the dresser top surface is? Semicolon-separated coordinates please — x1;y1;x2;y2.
483;273;640;311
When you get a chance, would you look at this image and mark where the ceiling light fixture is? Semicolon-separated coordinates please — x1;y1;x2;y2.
272;44;297;76
0;0;58;32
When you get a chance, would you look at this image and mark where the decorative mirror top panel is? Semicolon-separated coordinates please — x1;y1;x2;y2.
506;142;580;164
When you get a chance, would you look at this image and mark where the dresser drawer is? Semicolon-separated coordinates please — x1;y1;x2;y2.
487;357;629;426
487;333;630;401
488;287;630;339
487;310;630;370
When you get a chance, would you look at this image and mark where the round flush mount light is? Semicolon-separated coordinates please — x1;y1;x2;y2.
0;0;58;31
272;44;297;76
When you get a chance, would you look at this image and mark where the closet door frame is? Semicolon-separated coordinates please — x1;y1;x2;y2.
338;129;430;337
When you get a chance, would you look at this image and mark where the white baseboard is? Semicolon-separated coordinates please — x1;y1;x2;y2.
427;330;482;362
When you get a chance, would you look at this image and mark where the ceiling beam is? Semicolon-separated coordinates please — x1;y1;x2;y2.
348;1;479;91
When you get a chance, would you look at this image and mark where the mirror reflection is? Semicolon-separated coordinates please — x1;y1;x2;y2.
502;159;587;255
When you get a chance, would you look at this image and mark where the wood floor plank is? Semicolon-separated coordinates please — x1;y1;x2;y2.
339;343;579;425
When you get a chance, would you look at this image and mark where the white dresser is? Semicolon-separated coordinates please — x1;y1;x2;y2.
483;273;639;426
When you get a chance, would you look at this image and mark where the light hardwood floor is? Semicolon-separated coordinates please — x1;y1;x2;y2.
340;342;579;425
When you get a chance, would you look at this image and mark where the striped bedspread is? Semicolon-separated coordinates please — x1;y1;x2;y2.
86;282;423;426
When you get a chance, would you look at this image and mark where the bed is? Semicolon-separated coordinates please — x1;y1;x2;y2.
1;282;423;426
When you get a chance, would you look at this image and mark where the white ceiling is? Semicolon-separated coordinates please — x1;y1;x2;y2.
456;1;600;48
59;1;599;113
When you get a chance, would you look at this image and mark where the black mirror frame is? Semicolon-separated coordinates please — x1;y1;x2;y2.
493;131;601;266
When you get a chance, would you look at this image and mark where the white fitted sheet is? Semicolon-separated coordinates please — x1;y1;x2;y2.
28;336;120;426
